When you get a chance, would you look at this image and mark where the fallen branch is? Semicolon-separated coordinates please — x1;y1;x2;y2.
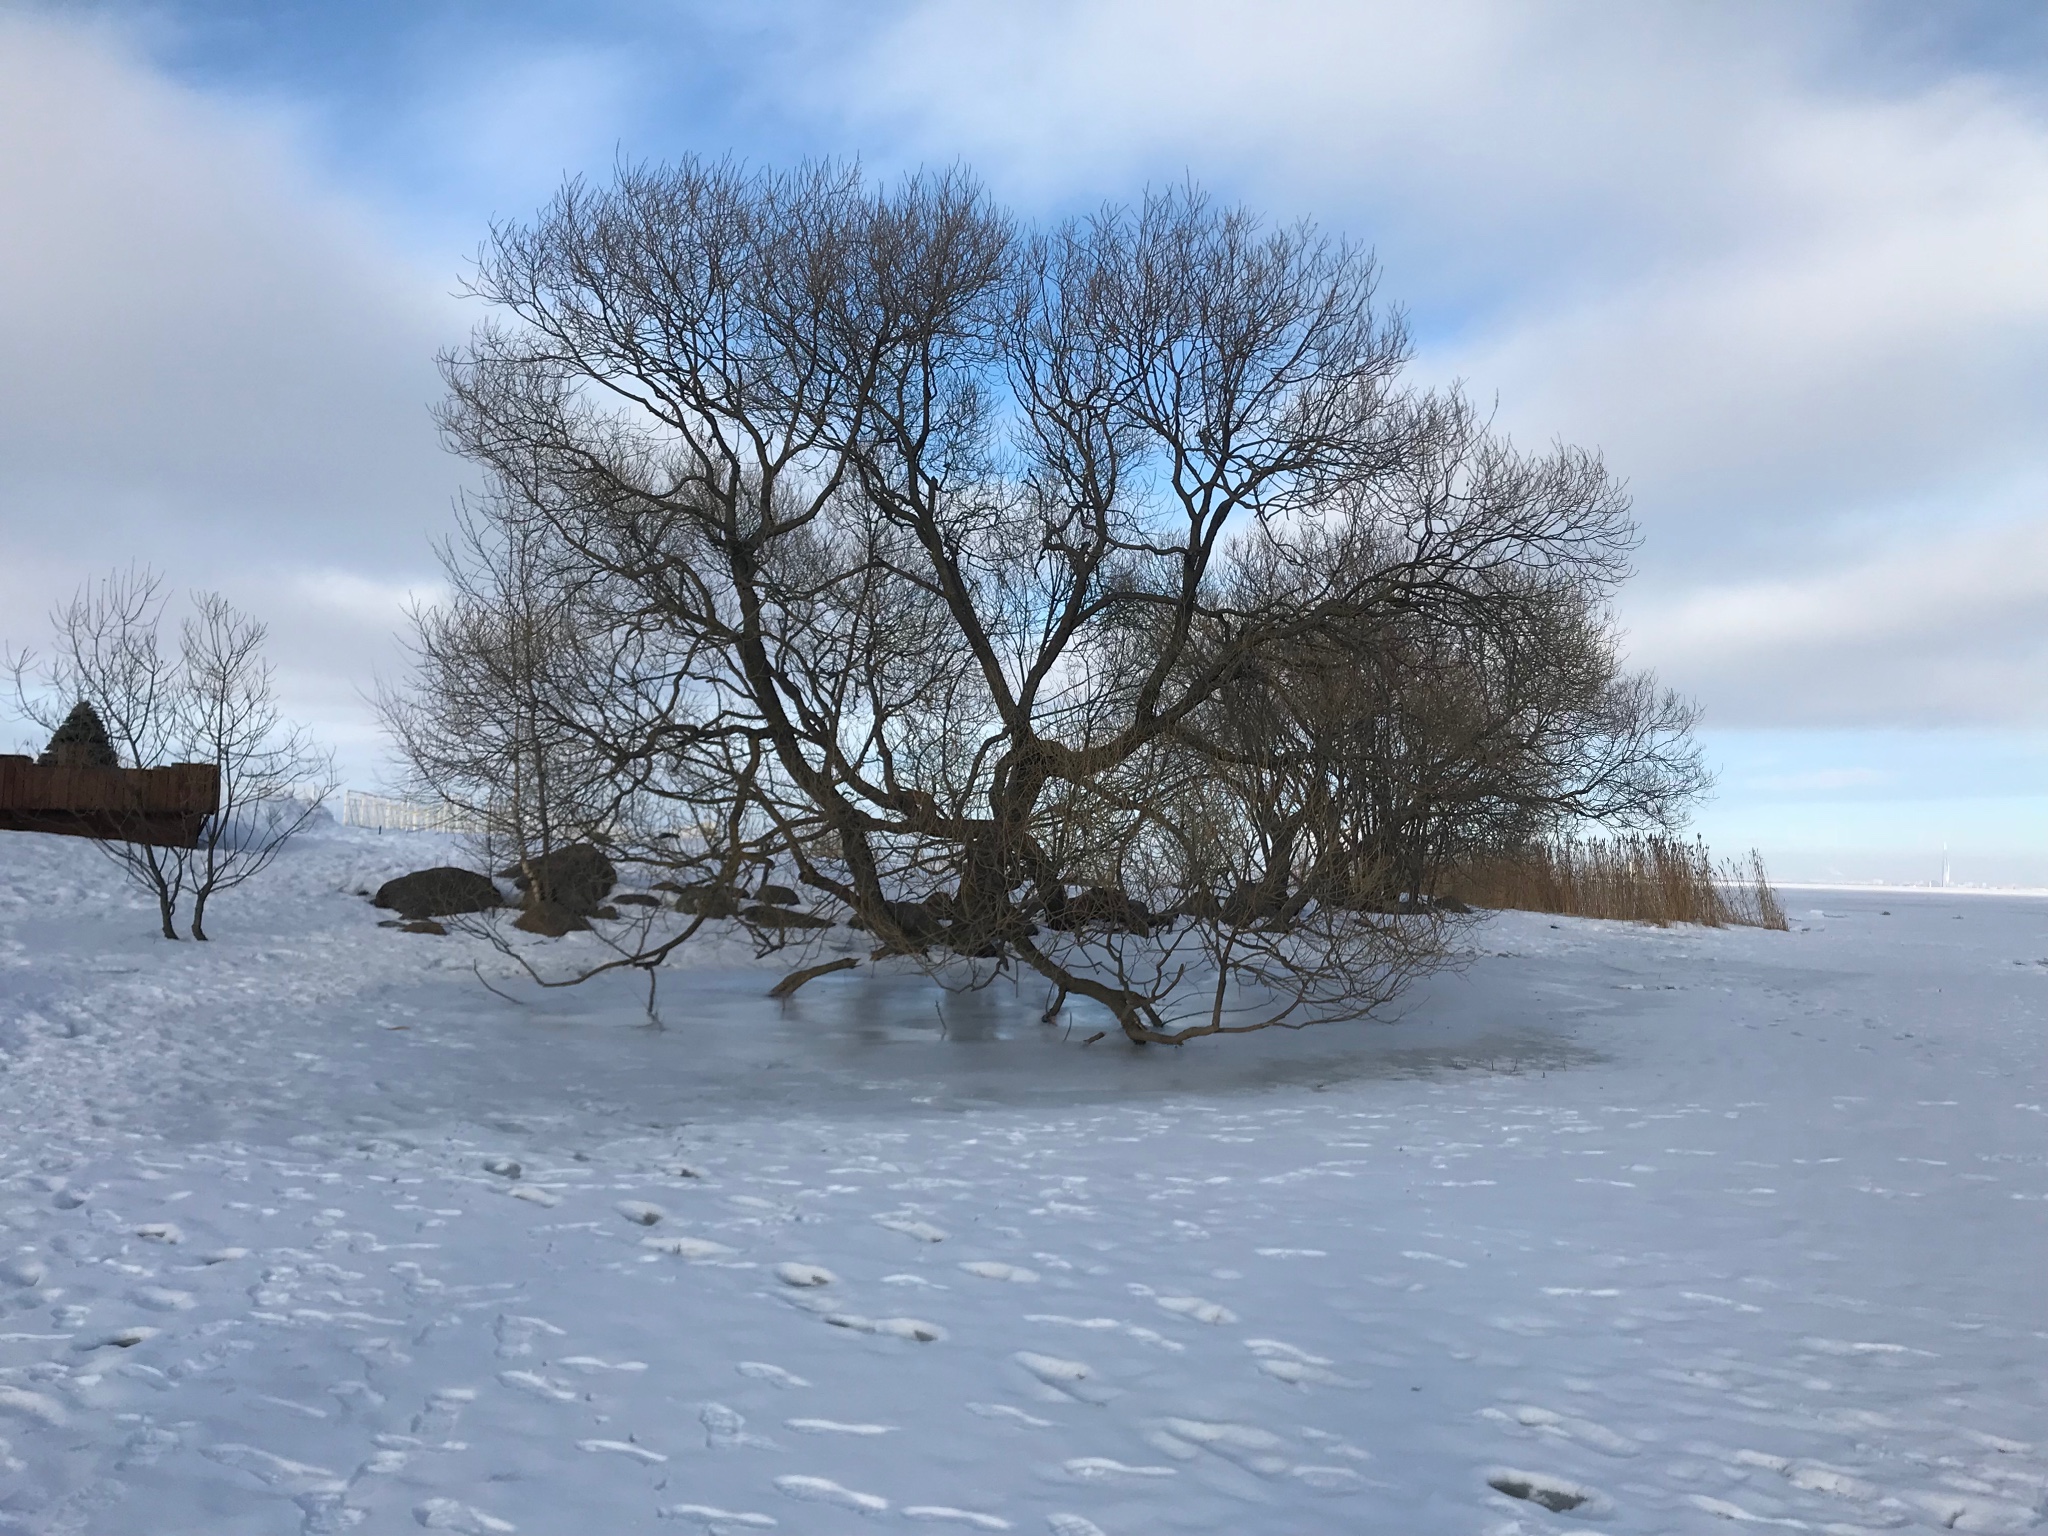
768;956;859;1000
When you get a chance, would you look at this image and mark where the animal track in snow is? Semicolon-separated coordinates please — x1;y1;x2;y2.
507;1187;559;1208
959;1261;1037;1283
1013;1352;1095;1398
774;1475;888;1513
615;1201;667;1226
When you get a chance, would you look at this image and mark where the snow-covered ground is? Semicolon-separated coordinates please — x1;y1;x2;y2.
0;824;2043;1536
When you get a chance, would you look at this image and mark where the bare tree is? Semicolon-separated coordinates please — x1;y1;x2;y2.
390;158;1686;1043
177;592;337;940
8;570;334;940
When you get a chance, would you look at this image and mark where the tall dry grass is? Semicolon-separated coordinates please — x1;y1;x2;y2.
1451;835;1787;930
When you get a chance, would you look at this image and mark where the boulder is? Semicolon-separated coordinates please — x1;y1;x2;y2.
756;883;800;907
373;867;503;920
514;904;587;937
499;843;617;916
665;881;743;918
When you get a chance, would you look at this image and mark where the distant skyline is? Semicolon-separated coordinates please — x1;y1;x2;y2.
3;1;2045;883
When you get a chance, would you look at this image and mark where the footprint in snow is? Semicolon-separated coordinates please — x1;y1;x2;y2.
701;1402;774;1449
659;1505;777;1529
968;1403;1053;1428
644;1236;737;1261
1481;1403;1640;1456
1013;1352;1114;1404
1485;1467;1612;1517
414;1498;517;1533
129;1284;194;1311
823;1312;946;1342
902;1508;1011;1529
1153;1419;1290;1476
773;1262;836;1287
959;1261;1037;1284
577;1438;668;1463
493;1313;566;1358
559;1356;649;1374
774;1475;888;1513
1154;1295;1235;1325
787;1418;896;1435
1060;1457;1176;1482
498;1370;579;1403
736;1361;809;1388
874;1214;947;1243
1245;1338;1346;1386
201;1442;344;1497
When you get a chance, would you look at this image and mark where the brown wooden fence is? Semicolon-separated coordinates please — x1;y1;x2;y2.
0;756;221;847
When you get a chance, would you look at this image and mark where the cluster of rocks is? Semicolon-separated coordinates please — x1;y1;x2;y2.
371;843;624;937
370;855;1439;944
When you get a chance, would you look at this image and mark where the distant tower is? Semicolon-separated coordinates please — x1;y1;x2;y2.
1941;842;1951;888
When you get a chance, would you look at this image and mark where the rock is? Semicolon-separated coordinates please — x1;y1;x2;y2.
756;883;800;906
36;701;120;768
1049;885;1154;935
667;882;743;918
373;867;503;920
612;892;662;908
397;919;448;935
499;843;616;916
514;904;588;937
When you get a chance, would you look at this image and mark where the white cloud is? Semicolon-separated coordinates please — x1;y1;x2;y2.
0;13;468;780
815;0;2048;727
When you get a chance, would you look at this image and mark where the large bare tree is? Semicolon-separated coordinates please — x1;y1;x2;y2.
391;159;1696;1042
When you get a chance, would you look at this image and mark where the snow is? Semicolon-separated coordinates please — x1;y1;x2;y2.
0;825;2044;1534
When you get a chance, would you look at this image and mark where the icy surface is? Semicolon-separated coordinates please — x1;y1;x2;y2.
0;826;2043;1533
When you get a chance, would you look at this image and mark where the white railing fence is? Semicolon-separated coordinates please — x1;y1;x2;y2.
341;790;478;834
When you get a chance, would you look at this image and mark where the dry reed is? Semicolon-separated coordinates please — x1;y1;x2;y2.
1451;835;1787;930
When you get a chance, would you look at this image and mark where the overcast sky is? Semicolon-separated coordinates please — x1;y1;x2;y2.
4;0;2045;882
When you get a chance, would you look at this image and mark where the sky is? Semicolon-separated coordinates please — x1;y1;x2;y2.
2;0;2045;884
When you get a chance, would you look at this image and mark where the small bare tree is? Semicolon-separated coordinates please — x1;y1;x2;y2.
8;569;335;940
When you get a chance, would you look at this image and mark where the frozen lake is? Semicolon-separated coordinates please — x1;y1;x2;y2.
0;829;2042;1533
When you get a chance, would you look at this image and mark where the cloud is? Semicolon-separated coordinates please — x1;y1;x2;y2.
0;13;469;776
811;0;2048;728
